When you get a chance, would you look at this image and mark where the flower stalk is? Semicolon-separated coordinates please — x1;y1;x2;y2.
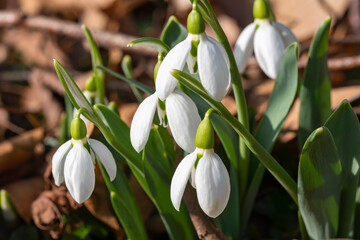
193;0;250;201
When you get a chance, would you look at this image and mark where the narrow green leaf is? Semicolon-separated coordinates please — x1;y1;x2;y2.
97;159;147;240
324;100;360;238
298;127;342;239
160;16;188;48
128;37;170;54
97;65;154;94
82;25;105;104
299;17;332;147
242;43;299;232
143;127;196;240
94;104;148;195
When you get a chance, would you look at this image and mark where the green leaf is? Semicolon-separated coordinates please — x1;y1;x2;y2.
94;104;148;195
128;37;170;54
97;65;154;94
353;187;360;239
242;43;299;232
324;100;360;237
83;25;105;104
10;226;38;240
299;17;332;147
298;127;342;239
160;16;188;48
143;127;196;240
97;158;147;240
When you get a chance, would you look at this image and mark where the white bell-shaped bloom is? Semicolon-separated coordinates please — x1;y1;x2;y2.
52;137;116;204
170;148;230;218
234;19;298;79
156;33;230;102
130;90;201;153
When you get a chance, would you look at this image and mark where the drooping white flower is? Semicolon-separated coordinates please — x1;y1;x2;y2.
170;109;230;218
130;90;201;153
155;9;230;102
171;148;230;218
52;118;116;204
234;0;298;79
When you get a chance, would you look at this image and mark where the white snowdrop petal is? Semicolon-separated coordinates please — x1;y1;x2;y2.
130;93;158;152
195;150;230;218
198;34;230;101
273;22;299;50
52;140;72;186
166;91;201;153
155;38;191;100
234;23;256;73
170;152;197;211
254;24;285;79
64;146;95;204
89;139;117;181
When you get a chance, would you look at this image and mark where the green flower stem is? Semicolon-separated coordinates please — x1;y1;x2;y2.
172;69;298;205
195;0;250;200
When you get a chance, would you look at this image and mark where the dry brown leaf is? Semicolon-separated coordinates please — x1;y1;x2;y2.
270;0;350;41
2;28;68;68
280;85;360;142
0;127;44;175
3;177;44;222
206;14;241;47
81;7;109;30
119;103;138;127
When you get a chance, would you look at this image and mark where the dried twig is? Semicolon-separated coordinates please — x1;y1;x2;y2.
0;10;157;56
298;55;360;71
183;188;228;240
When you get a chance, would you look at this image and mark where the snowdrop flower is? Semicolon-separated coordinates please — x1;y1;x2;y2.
170;109;230;218
156;5;230;101
130;90;201;153
52;116;116;203
234;0;298;79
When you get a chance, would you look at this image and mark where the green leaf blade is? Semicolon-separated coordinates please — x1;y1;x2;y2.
143;127;195;240
324;100;360;237
299;17;332;147
242;43;299;232
160;16;188;48
298;127;342;239
98;160;148;240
